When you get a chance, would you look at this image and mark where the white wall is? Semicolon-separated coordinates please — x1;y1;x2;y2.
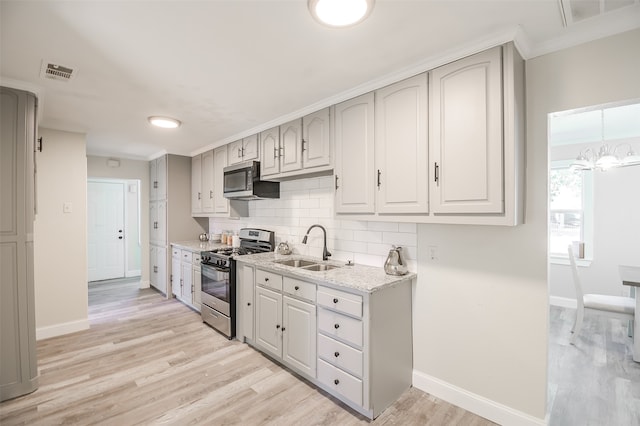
34;128;89;340
208;175;418;271
87;155;149;282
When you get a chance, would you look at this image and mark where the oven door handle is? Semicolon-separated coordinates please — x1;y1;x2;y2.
202;263;230;273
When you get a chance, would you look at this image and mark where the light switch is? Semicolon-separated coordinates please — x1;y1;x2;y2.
428;245;438;261
63;202;73;213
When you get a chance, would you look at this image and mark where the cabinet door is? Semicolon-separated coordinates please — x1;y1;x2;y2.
191;154;202;214
303;108;331;169
334;93;375;213
181;261;192;302
157;246;167;295
202;150;215;213
241;265;255;341
255;286;282;358
242;134;259;162
171;256;181;297
150;245;158;289
283;296;317;378
375;74;429;214
150;158;158;201
192;266;201;310
259;127;280;178
149;201;158;244
429;46;503;214
213;146;229;214
227;140;244;165
156;155;167;201
280;119;303;174
156;200;167;245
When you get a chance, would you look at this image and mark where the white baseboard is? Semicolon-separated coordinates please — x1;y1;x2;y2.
36;319;90;341
126;269;141;278
140;280;150;289
412;370;547;426
550;296;577;309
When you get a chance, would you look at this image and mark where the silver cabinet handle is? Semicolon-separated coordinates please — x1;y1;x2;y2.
377;169;382;188
273;146;278;159
301;138;306;153
197;192;201;200
335;175;339;190
210;190;213;199
434;162;439;185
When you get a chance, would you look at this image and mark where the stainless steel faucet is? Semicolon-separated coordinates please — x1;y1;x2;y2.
302;224;331;261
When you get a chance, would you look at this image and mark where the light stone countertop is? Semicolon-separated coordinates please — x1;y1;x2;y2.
171;240;229;252
235;252;416;294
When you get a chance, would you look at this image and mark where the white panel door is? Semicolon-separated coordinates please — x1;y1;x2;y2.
150;245;158;289
334;93;375;213
241;265;255;341
429;45;503;214
149;201;158;244
202;150;215;213
87;180;125;281
303;108;331;169
149;159;158;201
283;296;316;377
255;286;282;359
191;154;202;214
375;74;429;214
181;261;192;302
280;119;303;173
213;146;229;214
157;246;167;295
260;127;280;178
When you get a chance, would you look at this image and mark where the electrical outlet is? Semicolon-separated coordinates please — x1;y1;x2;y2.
428;245;438;261
63;202;73;213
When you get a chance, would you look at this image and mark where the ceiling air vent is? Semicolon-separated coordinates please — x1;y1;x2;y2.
40;61;76;82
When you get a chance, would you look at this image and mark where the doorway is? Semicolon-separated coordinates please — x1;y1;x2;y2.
87;178;141;282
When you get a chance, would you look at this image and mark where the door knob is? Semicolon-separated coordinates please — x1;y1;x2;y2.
118;229;123;233
118;236;123;240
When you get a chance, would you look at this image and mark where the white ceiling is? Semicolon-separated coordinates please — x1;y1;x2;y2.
1;0;639;160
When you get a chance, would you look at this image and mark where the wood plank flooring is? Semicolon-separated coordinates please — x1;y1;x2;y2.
548;305;640;425
0;278;494;425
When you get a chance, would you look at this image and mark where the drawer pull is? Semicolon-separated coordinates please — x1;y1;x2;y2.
294;285;299;290
333;298;339;303
247;302;251;306
334;379;340;385
265;277;270;282
282;327;286;331
276;324;280;329
334;323;340;329
334;351;340;358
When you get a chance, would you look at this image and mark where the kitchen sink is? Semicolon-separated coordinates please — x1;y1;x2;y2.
273;259;317;268
301;264;341;271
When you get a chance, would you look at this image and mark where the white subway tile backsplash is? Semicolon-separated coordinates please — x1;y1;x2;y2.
354;230;383;243
368;221;399;232
209;175;417;270
382;231;417;247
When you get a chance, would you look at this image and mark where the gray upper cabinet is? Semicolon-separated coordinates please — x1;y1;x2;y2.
1;86;39;401
228;134;259;166
302;107;332;170
429;45;503;214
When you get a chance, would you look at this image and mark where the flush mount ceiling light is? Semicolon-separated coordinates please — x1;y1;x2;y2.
308;0;375;28
148;116;181;129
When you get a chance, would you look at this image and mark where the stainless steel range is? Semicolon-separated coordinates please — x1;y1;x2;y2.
200;228;274;339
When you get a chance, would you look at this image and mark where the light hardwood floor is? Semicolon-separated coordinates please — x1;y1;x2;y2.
1;279;495;425
548;305;640;425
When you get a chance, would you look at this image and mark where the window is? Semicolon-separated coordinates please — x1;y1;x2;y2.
549;161;593;260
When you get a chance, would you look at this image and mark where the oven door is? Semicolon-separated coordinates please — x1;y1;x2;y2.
201;263;231;317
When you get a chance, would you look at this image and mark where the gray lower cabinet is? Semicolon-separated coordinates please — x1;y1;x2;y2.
237;262;412;420
1;86;39;401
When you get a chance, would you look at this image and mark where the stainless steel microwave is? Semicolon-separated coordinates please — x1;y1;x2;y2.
223;161;280;200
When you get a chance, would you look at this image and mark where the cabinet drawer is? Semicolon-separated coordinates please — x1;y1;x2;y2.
256;269;283;292
317;286;362;318
318;308;363;348
192;253;201;264
318;334;363;378
283;277;316;302
317;359;363;407
181;250;193;263
171;247;181;258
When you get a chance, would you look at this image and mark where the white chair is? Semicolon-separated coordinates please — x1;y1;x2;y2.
568;245;635;345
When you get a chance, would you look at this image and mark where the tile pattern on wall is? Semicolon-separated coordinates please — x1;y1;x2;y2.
209;176;417;272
